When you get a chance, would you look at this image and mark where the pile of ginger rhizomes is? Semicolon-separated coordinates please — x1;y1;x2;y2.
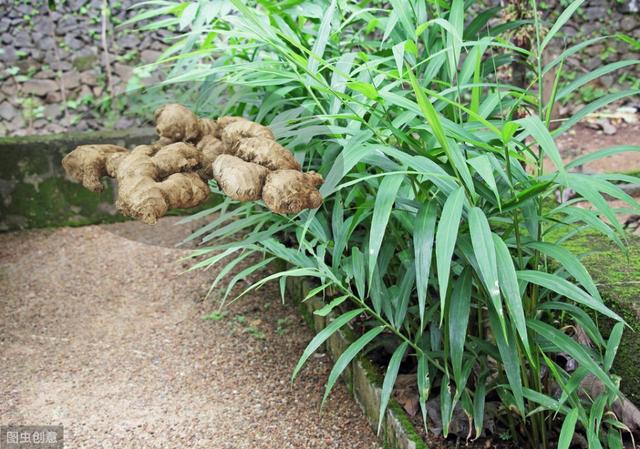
62;104;323;224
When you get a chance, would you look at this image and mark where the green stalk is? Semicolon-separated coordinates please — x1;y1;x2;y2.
330;278;448;374
504;143;525;269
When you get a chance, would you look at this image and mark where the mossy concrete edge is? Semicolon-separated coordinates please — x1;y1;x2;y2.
577;239;640;403
0;128;221;231
0;128;157;231
285;275;428;449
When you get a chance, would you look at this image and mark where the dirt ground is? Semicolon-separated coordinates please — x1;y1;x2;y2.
555;122;640;234
0;218;380;449
556;121;640;173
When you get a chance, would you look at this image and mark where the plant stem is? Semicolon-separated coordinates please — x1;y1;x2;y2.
504;143;525;269
101;0;115;107
336;283;447;374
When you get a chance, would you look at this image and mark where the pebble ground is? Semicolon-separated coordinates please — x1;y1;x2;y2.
0;218;380;449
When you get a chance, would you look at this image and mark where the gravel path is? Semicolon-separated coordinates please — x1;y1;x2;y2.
0;218;380;449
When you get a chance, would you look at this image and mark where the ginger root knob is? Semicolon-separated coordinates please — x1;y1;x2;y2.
221;120;275;151
196;135;225;178
115;145;209;224
62;103;324;224
62;144;128;192
235;138;301;171
155;103;202;143
262;170;324;214
212;154;270;202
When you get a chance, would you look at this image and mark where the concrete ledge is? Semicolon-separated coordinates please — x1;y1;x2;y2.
0;128;220;231
286;276;428;449
0;128;157;231
575;236;640;403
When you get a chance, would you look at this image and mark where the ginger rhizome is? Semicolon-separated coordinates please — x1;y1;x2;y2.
62;104;324;224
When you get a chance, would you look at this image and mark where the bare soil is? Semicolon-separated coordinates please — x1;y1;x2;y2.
0;218;380;449
557;122;640;235
556;122;640;173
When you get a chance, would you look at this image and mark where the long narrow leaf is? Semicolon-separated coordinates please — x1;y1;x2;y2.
292;308;365;382
448;268;472;384
541;0;586;50
323;326;385;403
378;342;408;433
517;271;623;322
493;234;530;355
368;174;404;286
558;408;580;449
469;208;503;326
527;319;617;392
527;241;601;300
306;0;336;79
489;307;525;414
435;187;465;323
604;322;624;372
414;201;438;330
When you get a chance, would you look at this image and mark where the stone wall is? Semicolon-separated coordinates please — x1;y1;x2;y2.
544;0;638;94
484;0;639;99
0;0;638;138
0;0;169;137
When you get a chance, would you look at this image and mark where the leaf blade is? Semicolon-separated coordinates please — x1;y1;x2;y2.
368;174;404;286
527;319;617;392
378;342;409;433
517;271;623;322
469;208;503;325
323;326;385;403
494;234;530;356
557;408;580;449
292;308;365;382
448;268;472;384
414;201;438;330
435;187;465;323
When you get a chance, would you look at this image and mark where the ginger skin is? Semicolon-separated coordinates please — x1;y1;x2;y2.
262;170;323;214
109;144;209;224
235;138;301;171
62;144;128;192
221;120;275;151
154;104;203;143
62;103;324;223
196;135;225;179
212;154;270;202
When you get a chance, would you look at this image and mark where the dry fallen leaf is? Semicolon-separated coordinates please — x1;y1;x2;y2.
394;374;420;417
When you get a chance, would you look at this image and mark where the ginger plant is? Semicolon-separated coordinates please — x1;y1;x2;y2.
62;103;323;223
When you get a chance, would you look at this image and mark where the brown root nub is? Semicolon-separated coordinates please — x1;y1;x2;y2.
150;137;175;151
61;104;318;224
221;119;275;151
153;142;202;178
117;172;209;225
262;170;323;214
212;154;269;202
62;144;128;192
235;137;301;171
196;135;224;179
199;118;219;138
214;116;248;138
154;103;202;143
115;145;209;224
